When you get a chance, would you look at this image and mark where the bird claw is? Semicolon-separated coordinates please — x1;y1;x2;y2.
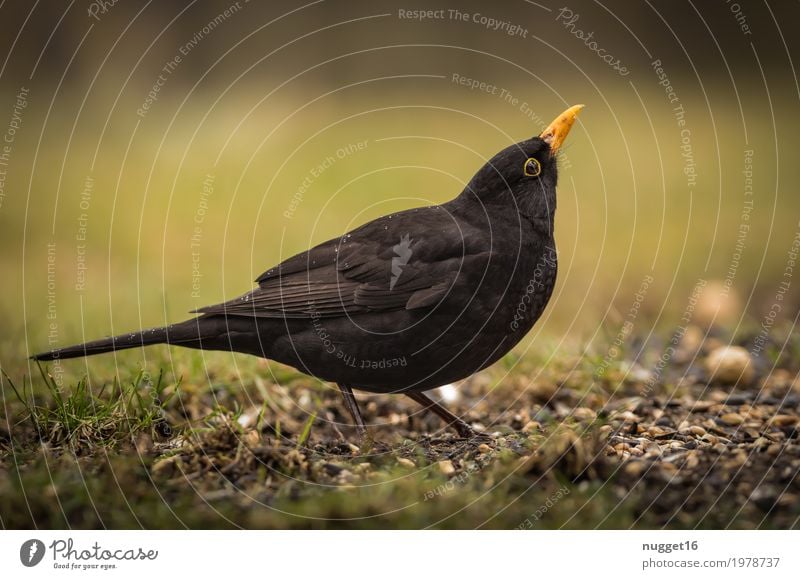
452;423;492;442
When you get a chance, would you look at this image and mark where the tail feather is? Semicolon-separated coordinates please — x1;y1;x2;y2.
31;319;210;361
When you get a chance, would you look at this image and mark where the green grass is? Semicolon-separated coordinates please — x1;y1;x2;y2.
4;365;177;451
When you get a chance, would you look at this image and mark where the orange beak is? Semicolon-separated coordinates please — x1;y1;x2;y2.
539;105;585;154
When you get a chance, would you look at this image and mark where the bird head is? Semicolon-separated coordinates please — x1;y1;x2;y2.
461;105;584;223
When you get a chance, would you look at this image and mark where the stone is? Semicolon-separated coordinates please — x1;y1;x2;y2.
705;346;754;384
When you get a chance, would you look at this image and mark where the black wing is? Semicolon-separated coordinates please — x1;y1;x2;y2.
194;206;485;319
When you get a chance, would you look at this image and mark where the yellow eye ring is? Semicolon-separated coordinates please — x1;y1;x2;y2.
523;157;542;177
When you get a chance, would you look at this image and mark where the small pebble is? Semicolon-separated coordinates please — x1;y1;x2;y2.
437;460;456;476
689;425;707;436
720;413;744;426
705;346;754;384
660;462;678;474
522;421;541;433
753;437;771;450
691;401;715;412
624;461;647;476
770;415;798;427
244;430;260;447
573;407;596;421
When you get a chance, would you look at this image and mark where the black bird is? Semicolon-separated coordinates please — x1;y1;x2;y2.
33;105;584;440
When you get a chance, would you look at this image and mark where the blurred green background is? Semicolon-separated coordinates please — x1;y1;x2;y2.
0;0;798;382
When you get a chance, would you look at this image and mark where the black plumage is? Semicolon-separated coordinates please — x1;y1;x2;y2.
32;105;584;440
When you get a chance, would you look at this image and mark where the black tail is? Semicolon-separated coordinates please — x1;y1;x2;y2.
31;318;213;361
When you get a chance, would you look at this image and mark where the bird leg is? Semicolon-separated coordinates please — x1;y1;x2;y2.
337;384;369;441
406;391;477;438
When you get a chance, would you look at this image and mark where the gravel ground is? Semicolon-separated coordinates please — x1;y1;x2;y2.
2;323;799;529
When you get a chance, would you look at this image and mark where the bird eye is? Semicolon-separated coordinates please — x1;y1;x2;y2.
523;157;542;177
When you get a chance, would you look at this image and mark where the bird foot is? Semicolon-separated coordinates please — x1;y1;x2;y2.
355;428;375;454
452;422;480;439
453;424;493;442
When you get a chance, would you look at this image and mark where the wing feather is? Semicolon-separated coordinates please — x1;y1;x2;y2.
197;205;481;320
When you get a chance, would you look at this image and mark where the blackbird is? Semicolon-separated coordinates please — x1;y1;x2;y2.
33;105;584;440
